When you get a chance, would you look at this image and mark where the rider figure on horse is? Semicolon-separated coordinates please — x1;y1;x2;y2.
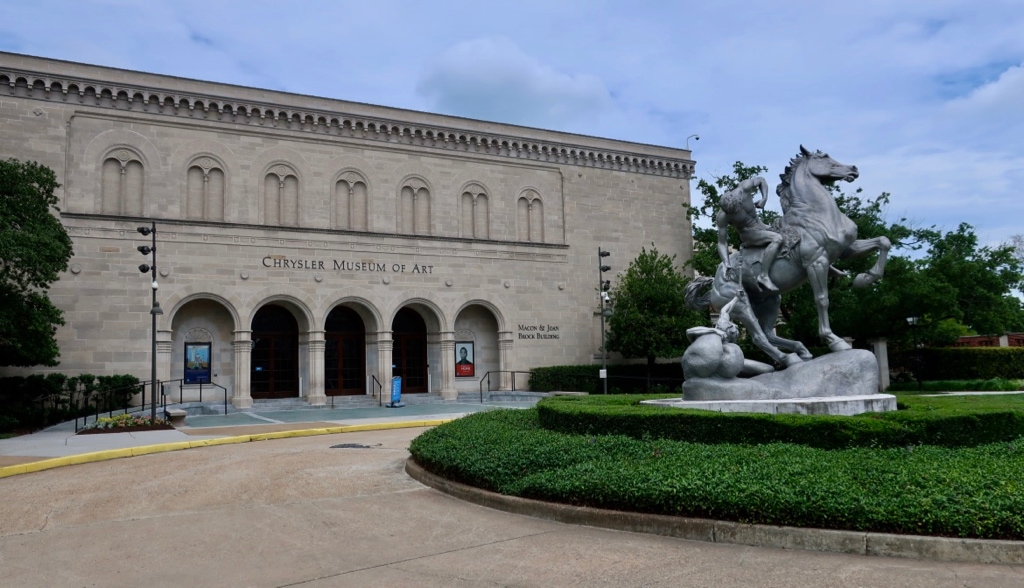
716;176;782;293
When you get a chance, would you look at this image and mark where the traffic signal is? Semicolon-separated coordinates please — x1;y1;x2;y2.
598;248;611;292
138;225;155;278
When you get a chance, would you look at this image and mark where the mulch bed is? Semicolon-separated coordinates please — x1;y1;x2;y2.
77;423;175;435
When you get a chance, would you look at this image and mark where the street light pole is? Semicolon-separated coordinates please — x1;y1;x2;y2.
598;247;612;394
138;222;163;421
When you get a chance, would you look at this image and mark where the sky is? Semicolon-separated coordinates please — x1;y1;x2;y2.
2;0;1022;249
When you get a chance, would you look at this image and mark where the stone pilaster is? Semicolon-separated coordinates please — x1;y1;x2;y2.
498;330;514;390
376;331;393;401
232;330;253;409
306;330;326;406
438;331;456;400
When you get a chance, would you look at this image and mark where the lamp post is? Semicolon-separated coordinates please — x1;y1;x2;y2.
138;223;163;421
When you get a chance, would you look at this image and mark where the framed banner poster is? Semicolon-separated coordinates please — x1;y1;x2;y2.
454;341;475;377
184;342;212;384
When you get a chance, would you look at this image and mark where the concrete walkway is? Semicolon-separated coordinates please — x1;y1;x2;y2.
0;401;522;468
1;426;1021;587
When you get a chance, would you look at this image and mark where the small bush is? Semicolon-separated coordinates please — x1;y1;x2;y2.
410;409;1024;540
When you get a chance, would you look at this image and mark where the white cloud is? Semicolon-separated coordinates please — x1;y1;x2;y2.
416;37;612;129
946;63;1024;117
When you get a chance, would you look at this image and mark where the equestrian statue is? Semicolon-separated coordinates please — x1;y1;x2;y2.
686;146;891;367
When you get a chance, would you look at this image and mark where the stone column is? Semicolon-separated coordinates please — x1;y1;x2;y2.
376;331;393;402
870;337;890;393
232;330;253;409
999;334;1010;348
306;330;326;406
438;331;456;400
498;330;514;390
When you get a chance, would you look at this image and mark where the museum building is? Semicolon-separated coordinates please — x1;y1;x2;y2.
0;52;695;407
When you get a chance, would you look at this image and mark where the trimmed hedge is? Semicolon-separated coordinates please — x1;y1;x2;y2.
535;393;1024;449
896;347;1024;381
409;409;1024;540
529;363;683;394
888;377;1022;393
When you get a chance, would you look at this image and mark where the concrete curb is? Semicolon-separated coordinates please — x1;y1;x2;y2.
0;419;452;479
405;458;1024;565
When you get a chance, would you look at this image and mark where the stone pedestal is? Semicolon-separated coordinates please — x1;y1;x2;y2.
683;349;879;401
642;394;896;416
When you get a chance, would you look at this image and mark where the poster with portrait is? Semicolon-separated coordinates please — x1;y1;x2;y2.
454;341;475;377
184;342;212;384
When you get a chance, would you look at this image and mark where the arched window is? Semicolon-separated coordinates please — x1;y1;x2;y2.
264;164;299;226
460;183;489;239
186;157;225;221
100;149;144;216
517;190;544;242
335;172;368;231
399;178;431;235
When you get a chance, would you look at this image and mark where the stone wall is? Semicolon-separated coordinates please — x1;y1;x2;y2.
0;52;695;405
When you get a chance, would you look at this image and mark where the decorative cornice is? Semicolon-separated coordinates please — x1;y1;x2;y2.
0;66;694;179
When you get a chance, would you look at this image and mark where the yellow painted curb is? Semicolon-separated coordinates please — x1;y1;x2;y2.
0;419;453;480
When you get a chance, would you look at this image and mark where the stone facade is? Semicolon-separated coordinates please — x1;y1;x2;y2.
0;52;694;406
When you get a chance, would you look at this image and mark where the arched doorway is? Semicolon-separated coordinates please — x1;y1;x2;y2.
392;307;428;393
325;306;366;396
453;304;501;392
251;304;299;398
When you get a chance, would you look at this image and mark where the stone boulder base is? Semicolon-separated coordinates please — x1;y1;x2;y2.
683;349;878;401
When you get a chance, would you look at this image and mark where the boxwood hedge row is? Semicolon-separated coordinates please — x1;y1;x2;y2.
898;347;1024;380
535;394;1024;449
408;409;1024;540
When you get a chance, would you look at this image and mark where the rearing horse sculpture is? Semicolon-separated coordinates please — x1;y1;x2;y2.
686;146;891;366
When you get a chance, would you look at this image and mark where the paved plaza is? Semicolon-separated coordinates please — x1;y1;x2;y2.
1;420;1022;587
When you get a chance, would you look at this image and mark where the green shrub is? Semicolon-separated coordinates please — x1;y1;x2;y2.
410;409;1024;540
0;373;141;432
895;347;1024;381
534;393;1024;449
888;378;1021;392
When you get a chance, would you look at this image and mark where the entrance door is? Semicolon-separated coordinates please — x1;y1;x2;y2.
251;305;299;398
392;308;428;393
325;306;366;396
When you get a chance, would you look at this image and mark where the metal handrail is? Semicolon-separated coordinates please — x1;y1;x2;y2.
369;375;383;406
161;378;229;415
74;380;149;432
477;371;533;402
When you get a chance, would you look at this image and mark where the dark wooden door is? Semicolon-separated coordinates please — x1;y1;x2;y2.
251;305;299;398
325;306;366;396
392;308;428;393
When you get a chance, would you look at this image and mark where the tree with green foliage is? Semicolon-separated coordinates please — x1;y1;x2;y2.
605;245;704;389
0;159;73;366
